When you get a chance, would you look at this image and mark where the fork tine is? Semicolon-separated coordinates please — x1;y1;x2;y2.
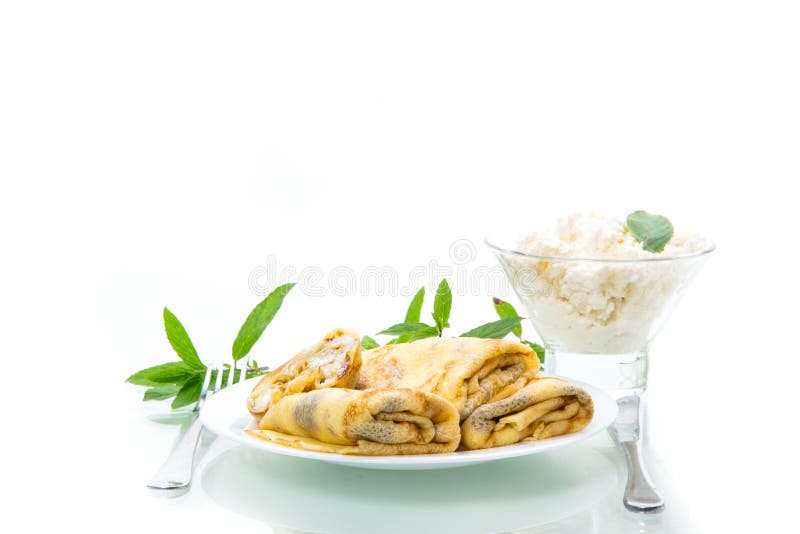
193;364;214;412
225;358;236;389
236;355;251;384
212;359;224;394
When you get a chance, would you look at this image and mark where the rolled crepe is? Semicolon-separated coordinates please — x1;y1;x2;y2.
246;388;461;455
460;376;594;450
356;337;539;420
247;328;361;417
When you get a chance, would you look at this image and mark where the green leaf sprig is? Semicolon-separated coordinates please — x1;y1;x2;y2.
126;283;295;409
376;280;457;344
492;297;545;370
431;279;452;335
460;316;525;339
626;210;674;253
405;287;425;323
360;335;380;350
375;283;447;344
371;280;530;350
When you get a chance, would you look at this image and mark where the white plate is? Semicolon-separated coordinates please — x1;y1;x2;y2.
200;377;618;470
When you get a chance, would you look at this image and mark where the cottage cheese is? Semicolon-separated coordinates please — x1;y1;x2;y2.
509;213;712;353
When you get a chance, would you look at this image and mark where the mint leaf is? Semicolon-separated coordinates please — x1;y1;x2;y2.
404;287;425;323
492;297;522;338
126;362;196;386
460;317;524;339
521;340;546;363
171;374;203;409
163;307;204;370
378;322;437;336
431;279;452;335
232;283;295;360
403;326;439;342
386;326;440;345
626;211;674;253
361;335;379;350
143;384;181;401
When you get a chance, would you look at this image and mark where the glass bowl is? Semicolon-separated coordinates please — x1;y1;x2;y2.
486;234;715;395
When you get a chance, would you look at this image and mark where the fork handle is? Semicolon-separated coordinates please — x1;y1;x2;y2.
147;415;204;489
621;440;665;513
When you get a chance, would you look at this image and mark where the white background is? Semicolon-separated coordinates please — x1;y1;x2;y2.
1;1;798;532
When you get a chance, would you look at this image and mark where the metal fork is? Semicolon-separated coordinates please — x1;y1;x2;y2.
147;357;249;489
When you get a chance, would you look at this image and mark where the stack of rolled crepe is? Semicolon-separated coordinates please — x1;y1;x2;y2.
246;329;461;455
356;337;594;450
246;330;594;455
251;387;461;455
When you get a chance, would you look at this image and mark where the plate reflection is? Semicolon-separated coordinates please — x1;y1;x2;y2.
201;437;617;534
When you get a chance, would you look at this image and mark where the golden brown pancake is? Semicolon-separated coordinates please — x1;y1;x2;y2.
460;376;594;450
356;337;539;420
247;387;460;455
247;328;361;417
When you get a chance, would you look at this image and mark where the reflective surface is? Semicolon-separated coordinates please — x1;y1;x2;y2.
193;413;695;533
126;383;699;533
202;437;617;533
